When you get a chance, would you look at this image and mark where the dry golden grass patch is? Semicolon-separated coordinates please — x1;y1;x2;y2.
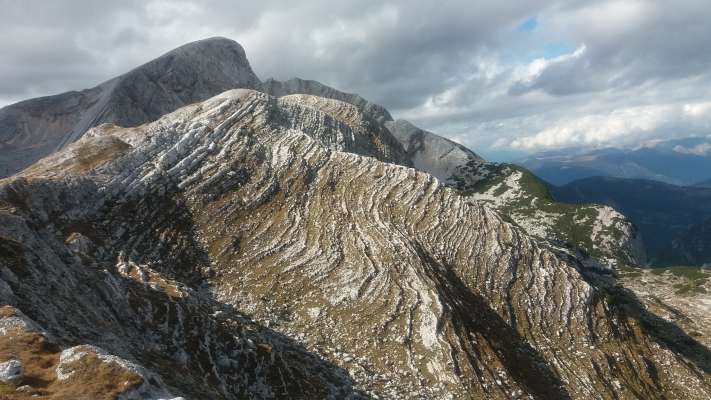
0;307;144;399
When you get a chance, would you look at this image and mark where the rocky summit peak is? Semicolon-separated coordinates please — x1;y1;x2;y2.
0;37;260;178
125;36;260;88
0;38;394;178
172;36;248;54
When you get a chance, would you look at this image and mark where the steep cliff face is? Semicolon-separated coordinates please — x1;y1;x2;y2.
2;90;709;399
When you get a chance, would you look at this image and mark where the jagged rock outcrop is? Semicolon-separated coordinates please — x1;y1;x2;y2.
2;89;709;399
0;305;184;399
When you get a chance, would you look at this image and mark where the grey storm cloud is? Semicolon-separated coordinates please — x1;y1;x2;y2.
508;0;711;97
2;0;711;159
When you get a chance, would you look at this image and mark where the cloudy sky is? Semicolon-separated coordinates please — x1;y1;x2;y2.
2;0;711;160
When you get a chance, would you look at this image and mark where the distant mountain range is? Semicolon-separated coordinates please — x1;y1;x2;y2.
551;176;711;265
517;137;711;186
527;138;711;266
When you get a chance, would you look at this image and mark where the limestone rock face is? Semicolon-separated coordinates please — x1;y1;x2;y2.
385;119;484;182
0;37;260;177
0;359;22;384
0;305;193;398
2;89;709;399
261;78;393;123
0;38;398;180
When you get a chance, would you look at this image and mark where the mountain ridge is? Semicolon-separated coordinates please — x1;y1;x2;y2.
1;38;709;399
551;176;711;265
517;138;711;186
3;88;710;398
0;37;644;267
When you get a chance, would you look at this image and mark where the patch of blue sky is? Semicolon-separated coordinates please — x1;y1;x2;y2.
516;16;538;32
505;16;577;64
541;42;576;58
499;41;577;65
